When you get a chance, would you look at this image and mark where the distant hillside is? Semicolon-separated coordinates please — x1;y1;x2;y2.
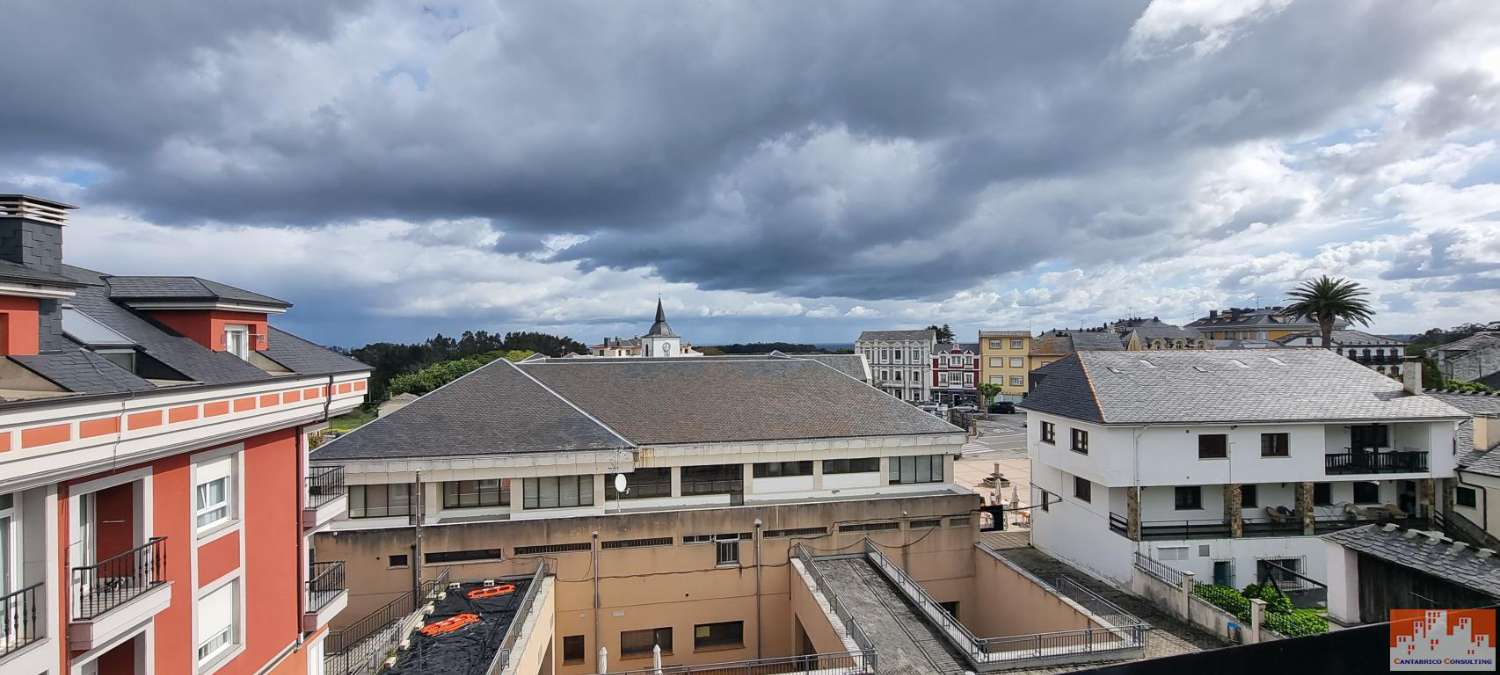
698;342;852;355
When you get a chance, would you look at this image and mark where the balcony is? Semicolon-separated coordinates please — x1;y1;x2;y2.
0;582;44;658
302;561;348;633
69;537;171;651
1110;513;1425;540
1325;450;1428;475
303;466;347;531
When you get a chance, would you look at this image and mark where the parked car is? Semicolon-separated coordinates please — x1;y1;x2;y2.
988;401;1016;414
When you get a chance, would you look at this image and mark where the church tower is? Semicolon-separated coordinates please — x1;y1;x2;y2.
640;298;682;357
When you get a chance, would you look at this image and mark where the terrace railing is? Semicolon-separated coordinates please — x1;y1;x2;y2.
0;582;44;656
72;537;166;621
1133;552;1185;585
307;561;346;614
486;560;552;673
610;651;876;674
790;544;878;672
325;567;450;675
1325;450;1428;475
307;466;346;509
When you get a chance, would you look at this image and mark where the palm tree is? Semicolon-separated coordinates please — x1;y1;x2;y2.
1280;276;1375;348
976;382;1003;410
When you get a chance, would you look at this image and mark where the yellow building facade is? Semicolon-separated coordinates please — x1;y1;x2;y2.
978;330;1033;400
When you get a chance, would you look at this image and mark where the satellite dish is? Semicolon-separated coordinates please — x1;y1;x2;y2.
614;474;628;494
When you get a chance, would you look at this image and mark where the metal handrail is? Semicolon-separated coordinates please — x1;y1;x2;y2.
307;561;346;613
1325;450;1428;475
860;539;987;660
0;582;44;655
488;560;552;672
307;465;346;509
791;544;879;671
1133;552;1185;585
609;651;875;674
324;566;450;675
72;537;166;620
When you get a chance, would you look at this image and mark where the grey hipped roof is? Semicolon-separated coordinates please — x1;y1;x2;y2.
313;359;630;461
1125;325;1202;341
1065;331;1126;351
103;275;291;308
1433;391;1500;476
1018;349;1468;425
782;353;870;382
519;357;958;445
315;356;959;460
857;329;936;343
1434;332;1500;354
1324;524;1500;599
1273;329;1406;347
260;327;368;376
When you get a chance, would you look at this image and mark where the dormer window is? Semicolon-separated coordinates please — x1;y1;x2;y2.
224;324;250;360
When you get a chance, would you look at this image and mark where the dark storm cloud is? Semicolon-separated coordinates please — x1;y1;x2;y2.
0;0;1493;302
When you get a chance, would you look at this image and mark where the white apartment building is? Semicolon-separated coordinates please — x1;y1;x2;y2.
856;329;936;401
1020;349;1466;593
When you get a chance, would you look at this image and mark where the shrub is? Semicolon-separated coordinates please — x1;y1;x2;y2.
1265;609;1328;637
1241;583;1294;614
1193;583;1250;618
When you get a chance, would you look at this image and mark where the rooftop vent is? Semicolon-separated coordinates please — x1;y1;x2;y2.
1228;359;1248;369
1139;359;1156;368
0;195;71;226
1478;549;1495;560
1449;541;1469;555
1266;357;1286;366
1403;528;1423;539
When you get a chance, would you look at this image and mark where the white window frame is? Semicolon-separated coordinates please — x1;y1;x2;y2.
196;575;242;670
223;324;250;360
0;493;16;597
193;447;241;539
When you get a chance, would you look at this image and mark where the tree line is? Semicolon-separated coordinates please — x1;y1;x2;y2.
341;330;587;402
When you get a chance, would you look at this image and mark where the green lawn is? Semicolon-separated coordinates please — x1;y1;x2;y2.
329;407;377;434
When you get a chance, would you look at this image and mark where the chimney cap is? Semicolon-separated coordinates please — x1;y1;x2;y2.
0;194;76;226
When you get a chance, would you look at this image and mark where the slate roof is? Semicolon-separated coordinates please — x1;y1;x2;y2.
0;265;365;403
1187;306;1334;331
0;258;86;288
783;353;870;383
519;357;959;445
103;275;290;308
1125;324;1202;341
933;342;978;353
313;359;630;460
314;356;959;460
858;329;936;343
1017;349;1468;425
1434;332;1500;354
644;298;677;337
1432;391;1500;476
1066;331;1126;351
260;327;368;376
1324;524;1500;599
13;350;155;394
1030;333;1073;356
1274;329;1405;347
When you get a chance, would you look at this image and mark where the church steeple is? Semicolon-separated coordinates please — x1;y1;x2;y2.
645;297;677;338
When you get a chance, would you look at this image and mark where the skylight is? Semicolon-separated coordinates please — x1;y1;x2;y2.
1228;359;1249;369
61;306;136;348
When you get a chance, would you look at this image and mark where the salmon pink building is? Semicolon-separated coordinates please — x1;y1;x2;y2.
0;195;370;675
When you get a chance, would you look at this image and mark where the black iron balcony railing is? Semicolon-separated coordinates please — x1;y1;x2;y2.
1326;450;1428;475
307;466;346;509
306;561;346;614
73;537;166;621
0;582;44;656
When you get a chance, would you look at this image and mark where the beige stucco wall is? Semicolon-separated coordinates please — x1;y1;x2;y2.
966;547;1094;638
317;492;980;674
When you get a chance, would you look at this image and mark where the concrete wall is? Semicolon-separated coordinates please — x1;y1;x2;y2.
968;547;1093;638
1131;565;1282;644
316;492;980;675
501;577;556;675
788;560;853;656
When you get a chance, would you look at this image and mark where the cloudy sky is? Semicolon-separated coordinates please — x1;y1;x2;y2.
3;1;1498;348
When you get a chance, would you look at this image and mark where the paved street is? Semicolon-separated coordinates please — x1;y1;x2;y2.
956;415;1032;519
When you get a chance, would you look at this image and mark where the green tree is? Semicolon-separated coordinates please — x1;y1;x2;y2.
1280;276;1375;348
977;382;1003;410
388;349;534;396
926;324;956;343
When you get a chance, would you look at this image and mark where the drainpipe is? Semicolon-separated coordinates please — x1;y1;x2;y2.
412;472;424;598
754;518;763;659
592;530;601;670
